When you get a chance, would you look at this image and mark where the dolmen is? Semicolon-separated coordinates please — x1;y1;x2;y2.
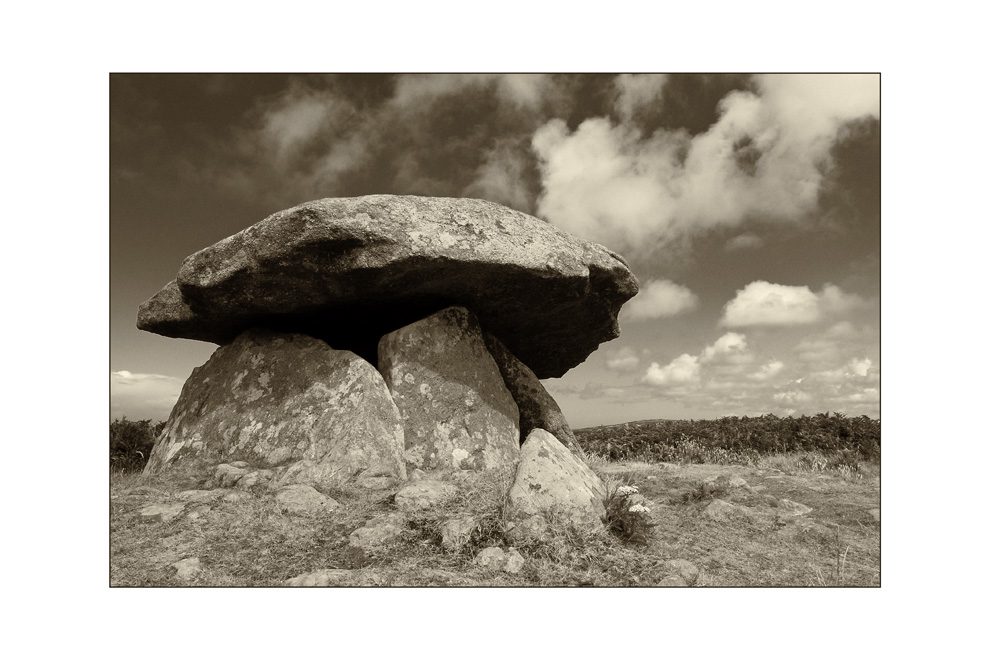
138;195;639;539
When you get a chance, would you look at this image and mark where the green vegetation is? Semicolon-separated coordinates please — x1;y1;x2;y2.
575;413;880;466
110;413;880;586
110;418;165;472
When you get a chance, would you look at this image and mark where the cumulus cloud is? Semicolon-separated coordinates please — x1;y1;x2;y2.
621;279;698;321
110;371;184;422
720;281;865;327
605;346;642;372
642;354;700;387
700;332;751;364
750;359;785;381
642;332;752;389
532;74;879;257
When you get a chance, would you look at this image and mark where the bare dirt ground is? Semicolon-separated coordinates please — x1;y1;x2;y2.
110;458;879;587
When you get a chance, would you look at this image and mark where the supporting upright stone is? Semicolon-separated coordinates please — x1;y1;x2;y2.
483;332;584;457
144;329;406;490
379;306;520;472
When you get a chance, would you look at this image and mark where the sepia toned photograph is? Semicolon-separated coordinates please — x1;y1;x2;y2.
110;73;880;587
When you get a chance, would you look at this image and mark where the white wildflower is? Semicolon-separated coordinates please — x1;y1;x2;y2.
628;504;650;513
616;486;639;496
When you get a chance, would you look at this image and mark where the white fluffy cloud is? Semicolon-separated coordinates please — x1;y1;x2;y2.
720;281;865;327
700;332;751;364
642;353;700;387
642;332;751;388
750;359;785;381
621;279;698;321
605;346;642;372
533;74;879;257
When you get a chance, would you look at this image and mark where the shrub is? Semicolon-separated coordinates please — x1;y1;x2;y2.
110;418;164;472
602;485;656;545
575;414;880;465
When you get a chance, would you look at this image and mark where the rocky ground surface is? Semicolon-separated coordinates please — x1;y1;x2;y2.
110;458;879;587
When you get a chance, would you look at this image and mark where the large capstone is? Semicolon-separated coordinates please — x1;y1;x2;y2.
379;306;520;472
137;195;638;378
143;329;406;490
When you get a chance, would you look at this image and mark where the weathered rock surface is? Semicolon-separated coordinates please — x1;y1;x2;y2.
136;503;186;524
482;332;582;455
274;484;339;516
702;499;756;521
393;479;459;512
143;329;406;490
348;514;406;549
284;569;358;587
175;489;228;504
777;499;813;516
137;195;639;378
379;307;520;472
172;557;202;581
664;559;700;584
473;547;525;574
506;429;607;540
440;515;478;552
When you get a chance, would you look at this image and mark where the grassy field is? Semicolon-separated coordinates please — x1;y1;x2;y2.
110;429;880;587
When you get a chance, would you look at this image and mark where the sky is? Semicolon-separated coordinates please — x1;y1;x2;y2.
111;73;880;427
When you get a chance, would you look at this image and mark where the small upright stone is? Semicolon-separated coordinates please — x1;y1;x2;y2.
379;307;520;472
506;429;607;541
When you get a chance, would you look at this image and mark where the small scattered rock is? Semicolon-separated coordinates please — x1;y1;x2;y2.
222;491;250;503
503;548;525;574
284;569;357;587
348;514;406;550
212;464;248;488
274;484;339;516
237;469;277;490
473;547;526;573
701;499;744;521
440;516;478;552
183;504;212;520
868;508;880;522
658;575;688;587
172;557;201;580
394;480;458;511
664;559;699;584
137;503;186;524
778;499;813;516
175;489;227;503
